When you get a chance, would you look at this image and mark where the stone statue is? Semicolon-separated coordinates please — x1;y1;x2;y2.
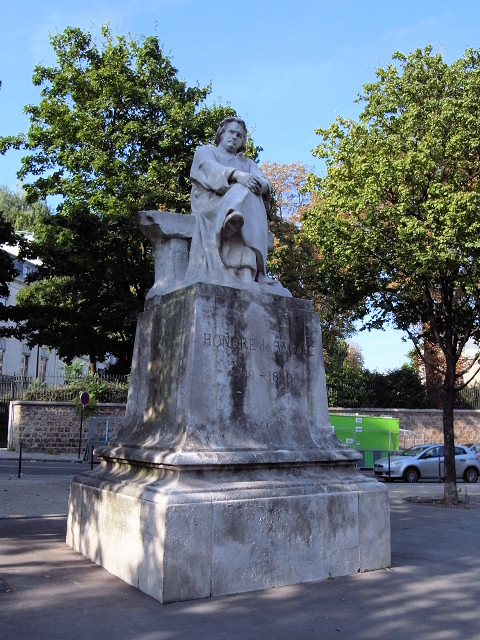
68;117;390;607
184;117;291;296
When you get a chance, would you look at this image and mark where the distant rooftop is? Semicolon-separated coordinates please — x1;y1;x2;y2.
1;233;41;266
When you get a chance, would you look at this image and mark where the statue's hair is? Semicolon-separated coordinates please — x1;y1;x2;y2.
215;117;247;152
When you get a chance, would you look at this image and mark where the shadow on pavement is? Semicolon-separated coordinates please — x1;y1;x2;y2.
1;495;480;640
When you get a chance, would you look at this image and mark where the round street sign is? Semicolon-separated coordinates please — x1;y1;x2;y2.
80;391;90;407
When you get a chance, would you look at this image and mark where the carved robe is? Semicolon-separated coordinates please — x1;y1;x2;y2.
185;144;270;285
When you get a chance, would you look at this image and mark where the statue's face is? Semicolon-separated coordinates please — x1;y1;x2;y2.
219;121;246;154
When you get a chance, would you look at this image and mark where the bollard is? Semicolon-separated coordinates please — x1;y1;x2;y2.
77;392;90;459
18;442;23;478
77;406;84;460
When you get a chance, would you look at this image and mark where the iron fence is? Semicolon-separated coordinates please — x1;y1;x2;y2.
326;382;480;410
1;373;480;410
0;374;129;404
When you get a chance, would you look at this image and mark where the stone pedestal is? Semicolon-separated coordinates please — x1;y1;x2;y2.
67;283;390;603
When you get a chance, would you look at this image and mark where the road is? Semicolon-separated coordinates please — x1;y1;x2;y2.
1;466;480;639
0;459;93;518
0;460;86;477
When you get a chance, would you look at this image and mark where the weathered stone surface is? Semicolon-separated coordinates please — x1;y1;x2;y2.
67;463;390;603
98;283;356;466
185;118;291;296
139;210;196;299
67;283;391;603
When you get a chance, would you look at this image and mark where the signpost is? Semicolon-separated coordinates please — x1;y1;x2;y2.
77;391;90;460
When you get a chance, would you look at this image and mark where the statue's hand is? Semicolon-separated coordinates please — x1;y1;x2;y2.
233;171;263;195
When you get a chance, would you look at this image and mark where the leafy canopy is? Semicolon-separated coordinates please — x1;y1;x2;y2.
0;187;50;232
306;46;480;379
0;25;237;371
6;25;234;214
261;161;356;356
0;208;19;307
304;46;480;502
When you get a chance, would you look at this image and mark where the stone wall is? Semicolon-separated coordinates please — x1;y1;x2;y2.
329;407;480;448
7;401;126;454
6;401;480;454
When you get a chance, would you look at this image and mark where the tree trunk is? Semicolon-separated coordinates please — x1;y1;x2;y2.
89;358;96;375
442;357;458;504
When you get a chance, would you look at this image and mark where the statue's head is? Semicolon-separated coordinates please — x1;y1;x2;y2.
215;117;248;153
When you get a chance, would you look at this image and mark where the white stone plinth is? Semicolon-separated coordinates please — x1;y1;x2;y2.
67;464;390;603
67;283;391;602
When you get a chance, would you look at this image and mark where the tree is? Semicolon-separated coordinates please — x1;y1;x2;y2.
0;26;236;371
10;205;148;370
262;161;318;296
0;187;50;231
407;338;445;408
261;161;355;355
0;206;19;317
344;342;364;370
304;46;480;503
261;161;313;221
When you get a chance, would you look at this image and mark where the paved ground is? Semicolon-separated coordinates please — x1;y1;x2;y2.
1;452;480;639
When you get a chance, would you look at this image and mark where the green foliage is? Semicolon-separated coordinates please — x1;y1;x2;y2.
11;26;233;213
327;360;428;409
367;367;429;409
306;46;480;357
0;187;50;231
0;197;19;312
62;359;87;382
324;337;424;409
22;372;129;411
305;46;480;500
0;25;237;370
261;161;355;354
11;203;148;369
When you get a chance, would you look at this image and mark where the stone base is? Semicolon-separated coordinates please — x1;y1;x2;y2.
67;283;390;602
67;462;390;604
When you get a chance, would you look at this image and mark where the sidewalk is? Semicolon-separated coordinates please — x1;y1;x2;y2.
0;448;81;463
1;457;480;639
0;449;86;518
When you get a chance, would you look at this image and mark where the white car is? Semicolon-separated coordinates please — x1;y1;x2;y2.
467;443;480;460
373;444;480;483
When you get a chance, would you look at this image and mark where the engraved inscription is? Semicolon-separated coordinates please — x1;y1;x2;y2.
204;333;314;357
274;340;315;357
232;367;294;386
231;367;255;381
204;333;257;351
204;330;312;395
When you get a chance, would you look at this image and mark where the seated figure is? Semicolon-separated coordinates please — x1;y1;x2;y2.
184;117;290;296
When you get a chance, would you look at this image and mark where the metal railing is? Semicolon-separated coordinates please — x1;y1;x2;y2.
1;374;480;410
326;383;480;410
0;373;129;404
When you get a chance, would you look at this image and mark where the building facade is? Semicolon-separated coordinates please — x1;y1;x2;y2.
0;238;63;382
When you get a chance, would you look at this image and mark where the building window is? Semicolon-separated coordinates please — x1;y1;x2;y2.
23;263;35;279
0;339;5;376
39;357;48;383
20;354;29;377
21;344;30;378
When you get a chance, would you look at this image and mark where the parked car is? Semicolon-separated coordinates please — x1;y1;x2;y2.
467;443;480;460
373;444;480;483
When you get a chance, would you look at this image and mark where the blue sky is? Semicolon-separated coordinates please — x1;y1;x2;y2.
1;0;478;371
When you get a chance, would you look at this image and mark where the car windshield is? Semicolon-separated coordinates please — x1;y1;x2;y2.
398;445;431;456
